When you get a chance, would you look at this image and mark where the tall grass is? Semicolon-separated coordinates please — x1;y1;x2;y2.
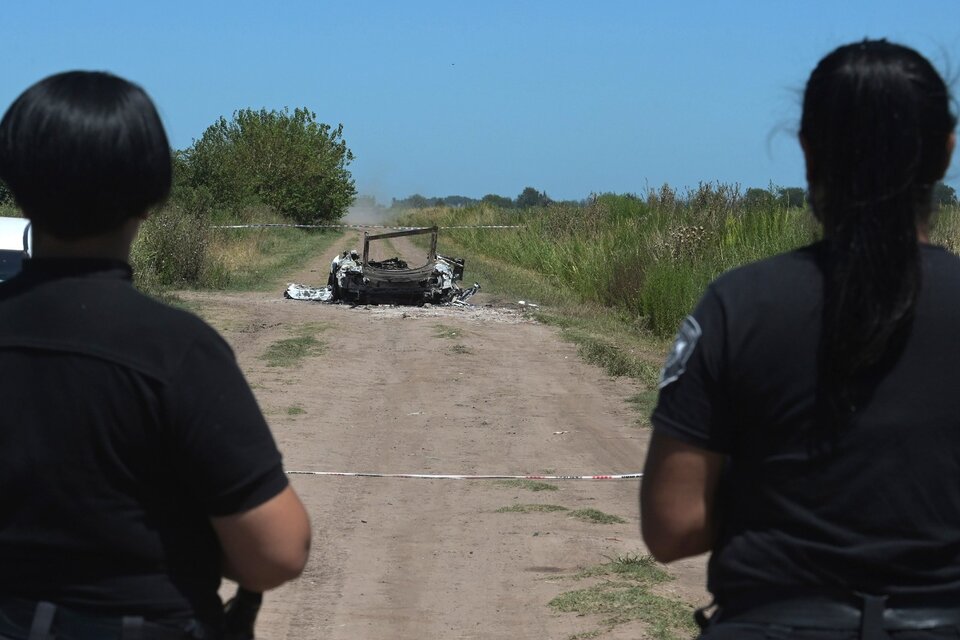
402;184;818;336
130;201;341;297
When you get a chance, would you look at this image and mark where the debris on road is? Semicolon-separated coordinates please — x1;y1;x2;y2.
284;226;480;306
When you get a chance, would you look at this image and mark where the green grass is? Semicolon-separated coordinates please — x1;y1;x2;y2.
574;553;669;582
550;583;696;640
405;225;668;401
450;343;472;355
399;188;818;338
261;336;325;367
494;479;559;492
260;324;328;368
212;227;343;291
287;405;306;415
627;389;659;427
433;324;462;339
569;509;626;524
550;554;697;640
496;504;569;513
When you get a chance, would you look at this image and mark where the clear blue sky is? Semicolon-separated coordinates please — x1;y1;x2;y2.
2;1;959;203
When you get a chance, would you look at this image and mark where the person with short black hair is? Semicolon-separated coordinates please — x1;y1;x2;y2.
0;71;311;639
641;40;958;639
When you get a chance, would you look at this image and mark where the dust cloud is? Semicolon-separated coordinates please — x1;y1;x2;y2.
344;196;392;225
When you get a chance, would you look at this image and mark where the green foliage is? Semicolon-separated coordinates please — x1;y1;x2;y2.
935;181;958;206
496;504;569;513
776;186;806;208
569;508;626;524
399;184;817;338
130;203;225;294
392;194;432;209
481;193;514;208
493;479;559;492
551;554;696;640
180;107;356;224
260;334;325;368
0;179;11;205
517;186;551;208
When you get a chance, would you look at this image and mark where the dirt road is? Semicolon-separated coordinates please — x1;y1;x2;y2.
182;233;709;639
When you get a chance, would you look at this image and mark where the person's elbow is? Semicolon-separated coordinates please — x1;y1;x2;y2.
640;432;723;564
641;519;707;564
241;528;311;590
212;485;312;591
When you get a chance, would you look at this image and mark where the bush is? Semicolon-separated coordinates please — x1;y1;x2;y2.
178;108;356;224
130;204;225;293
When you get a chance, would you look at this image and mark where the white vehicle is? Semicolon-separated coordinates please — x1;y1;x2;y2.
0;216;31;282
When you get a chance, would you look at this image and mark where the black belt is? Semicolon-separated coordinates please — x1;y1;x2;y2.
0;599;209;640
712;593;960;638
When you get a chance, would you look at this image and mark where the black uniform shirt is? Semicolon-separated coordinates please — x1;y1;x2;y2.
653;243;960;605
0;258;288;625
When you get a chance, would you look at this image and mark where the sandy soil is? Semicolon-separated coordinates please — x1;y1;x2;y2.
180;233;709;639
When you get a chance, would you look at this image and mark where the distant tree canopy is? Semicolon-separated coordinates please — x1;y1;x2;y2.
0;179;10;205
481;193;514;208
742;186;807;209
391;194;432;209
516;186;551;208
178;107;356;224
391;194;482;209
935;182;958;206
744;187;775;207
775;187;806;208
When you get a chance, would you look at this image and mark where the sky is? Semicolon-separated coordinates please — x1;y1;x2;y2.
2;1;959;203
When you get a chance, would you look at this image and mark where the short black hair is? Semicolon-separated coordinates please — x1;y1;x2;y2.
0;71;172;238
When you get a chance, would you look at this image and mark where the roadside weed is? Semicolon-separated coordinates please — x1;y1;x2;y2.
551;554;696;640
570;509;626;524
260;324;327;368
494;479;559;492
496;504;569;514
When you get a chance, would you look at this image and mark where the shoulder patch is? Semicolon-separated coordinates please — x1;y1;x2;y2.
658;315;702;389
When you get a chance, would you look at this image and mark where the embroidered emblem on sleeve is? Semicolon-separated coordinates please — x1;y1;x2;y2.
658;315;703;389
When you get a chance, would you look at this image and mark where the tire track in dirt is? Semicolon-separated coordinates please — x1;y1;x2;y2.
180;232;709;639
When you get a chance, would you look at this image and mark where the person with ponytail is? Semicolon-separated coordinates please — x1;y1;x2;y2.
641;40;958;639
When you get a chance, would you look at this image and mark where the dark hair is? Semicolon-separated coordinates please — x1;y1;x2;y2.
0;71;172;238
801;40;956;417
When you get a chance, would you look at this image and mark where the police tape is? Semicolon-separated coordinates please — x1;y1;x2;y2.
286;470;643;480
211;223;523;230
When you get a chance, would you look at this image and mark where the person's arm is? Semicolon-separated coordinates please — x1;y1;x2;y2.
211;485;311;591
641;431;723;563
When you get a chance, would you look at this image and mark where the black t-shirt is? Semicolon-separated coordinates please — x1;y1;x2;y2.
0;258;288;626
652;243;960;605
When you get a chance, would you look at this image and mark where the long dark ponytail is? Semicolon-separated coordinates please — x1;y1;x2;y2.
801;40;955;419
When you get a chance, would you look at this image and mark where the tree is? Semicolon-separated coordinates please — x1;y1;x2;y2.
481;193;513;208
0;179;11;205
180;107;356;223
775;186;806;208
934;182;958;206
744;187;774;208
516;186;551;208
391;194;431;209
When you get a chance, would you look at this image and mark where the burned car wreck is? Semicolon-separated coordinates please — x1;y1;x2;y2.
285;226;480;305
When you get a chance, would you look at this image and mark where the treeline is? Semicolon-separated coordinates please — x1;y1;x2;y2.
386;182;960;212
390;186;560;210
